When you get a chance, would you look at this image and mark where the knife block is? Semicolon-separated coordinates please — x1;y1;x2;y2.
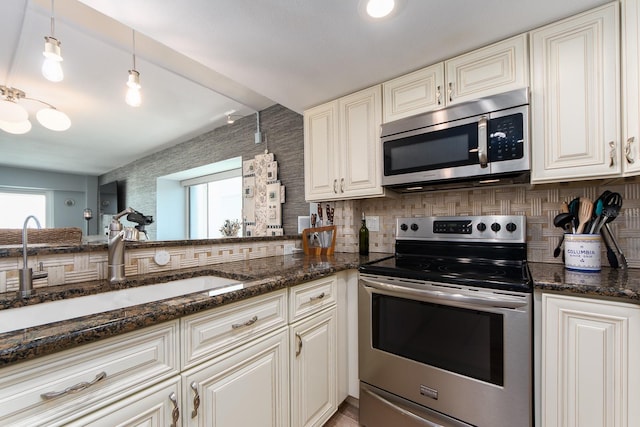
302;225;336;256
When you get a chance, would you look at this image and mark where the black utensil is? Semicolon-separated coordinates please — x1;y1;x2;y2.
552;212;574;258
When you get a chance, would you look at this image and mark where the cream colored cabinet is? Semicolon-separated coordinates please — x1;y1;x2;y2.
530;3;620;183
182;327;290;427
289;276;338;427
382;63;445;122
542;293;640;427
0;321;179;427
66;377;182;427
622;0;640;174
445;33;529;105
304;85;383;202
382;34;528;122
290;307;337;427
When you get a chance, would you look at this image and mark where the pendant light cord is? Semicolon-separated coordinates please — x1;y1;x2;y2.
50;0;55;37
132;30;137;69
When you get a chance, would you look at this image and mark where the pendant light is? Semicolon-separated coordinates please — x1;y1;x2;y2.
125;30;141;107
42;0;63;82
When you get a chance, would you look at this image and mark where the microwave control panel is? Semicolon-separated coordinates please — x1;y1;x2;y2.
488;113;524;162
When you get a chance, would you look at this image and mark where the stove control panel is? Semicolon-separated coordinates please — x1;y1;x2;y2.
396;215;526;243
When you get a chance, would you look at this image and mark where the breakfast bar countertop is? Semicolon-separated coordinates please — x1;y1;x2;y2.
0;252;390;366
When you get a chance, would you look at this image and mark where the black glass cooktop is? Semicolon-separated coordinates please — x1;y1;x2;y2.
359;254;532;293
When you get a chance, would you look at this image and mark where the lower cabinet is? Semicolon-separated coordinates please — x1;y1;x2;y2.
0;273;350;427
542;293;640;427
66;377;182;427
182;327;290;427
290;306;337;427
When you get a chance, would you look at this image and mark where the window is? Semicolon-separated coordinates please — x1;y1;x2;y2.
187;171;243;238
0;191;47;228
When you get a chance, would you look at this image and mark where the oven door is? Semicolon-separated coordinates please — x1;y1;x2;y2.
358;275;532;427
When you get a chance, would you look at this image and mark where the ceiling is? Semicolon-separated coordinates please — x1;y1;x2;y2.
1;0;611;176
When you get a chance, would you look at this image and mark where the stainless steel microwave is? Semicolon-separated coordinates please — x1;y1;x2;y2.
381;88;530;191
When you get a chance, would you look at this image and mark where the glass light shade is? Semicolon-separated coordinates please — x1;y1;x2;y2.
366;0;395;18
42;37;63;82
0;119;32;134
0;98;28;122
36;107;71;131
126;87;141;107
42;58;64;82
126;70;142;107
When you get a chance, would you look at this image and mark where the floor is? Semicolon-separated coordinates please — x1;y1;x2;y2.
323;397;359;426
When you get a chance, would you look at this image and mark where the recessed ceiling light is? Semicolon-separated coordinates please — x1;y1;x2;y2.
366;0;395;18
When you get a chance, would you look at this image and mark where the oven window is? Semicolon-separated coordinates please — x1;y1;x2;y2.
372;294;504;386
384;122;479;175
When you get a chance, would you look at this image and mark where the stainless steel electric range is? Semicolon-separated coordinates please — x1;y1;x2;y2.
358;215;532;427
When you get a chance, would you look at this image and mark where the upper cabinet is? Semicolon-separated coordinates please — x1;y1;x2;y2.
530;3;620;183
304;85;383;202
623;0;640;175
382;34;528;122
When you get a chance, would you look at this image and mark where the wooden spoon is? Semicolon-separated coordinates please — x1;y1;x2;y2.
575;197;593;234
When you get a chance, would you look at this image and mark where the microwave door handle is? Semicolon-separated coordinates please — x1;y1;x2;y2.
478;116;488;168
361;278;528;309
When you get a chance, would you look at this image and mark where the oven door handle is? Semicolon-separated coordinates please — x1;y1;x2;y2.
361;387;446;427
361;278;528;309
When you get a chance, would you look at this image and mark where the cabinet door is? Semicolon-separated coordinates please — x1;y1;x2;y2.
66;377;181;427
622;0;640;175
304;102;339;201
338;85;384;199
183;328;289;427
531;4;620;183
542;294;640;427
383;63;445;122
445;34;528;105
290;307;337;427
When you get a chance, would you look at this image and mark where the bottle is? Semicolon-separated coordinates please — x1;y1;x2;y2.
359;212;369;255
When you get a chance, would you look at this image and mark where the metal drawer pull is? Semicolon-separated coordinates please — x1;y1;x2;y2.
309;292;325;302
231;315;258;329
625;136;635;164
340;178;344;193
448;82;453;102
169;391;180;427
40;371;107;399
333;179;338;194
436;85;441;105
190;381;200;418
609;141;616;167
295;332;303;356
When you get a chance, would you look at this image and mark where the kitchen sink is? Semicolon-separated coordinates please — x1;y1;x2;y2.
0;276;244;334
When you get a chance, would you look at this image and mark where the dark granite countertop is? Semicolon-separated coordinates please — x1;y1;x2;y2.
2;256;639;368
530;262;640;303
0;252;389;367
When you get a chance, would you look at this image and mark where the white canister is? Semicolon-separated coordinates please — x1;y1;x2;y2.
564;234;601;272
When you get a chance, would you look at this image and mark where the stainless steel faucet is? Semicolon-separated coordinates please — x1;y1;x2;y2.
108;207;136;283
19;215;48;298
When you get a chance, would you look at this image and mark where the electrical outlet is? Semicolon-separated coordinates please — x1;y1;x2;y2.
284;244;295;255
366;215;380;232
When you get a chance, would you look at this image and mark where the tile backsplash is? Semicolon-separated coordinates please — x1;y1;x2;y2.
331;179;640;268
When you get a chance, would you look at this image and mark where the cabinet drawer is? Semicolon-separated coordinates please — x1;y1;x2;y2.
289;275;337;323
0;321;179;427
181;289;287;370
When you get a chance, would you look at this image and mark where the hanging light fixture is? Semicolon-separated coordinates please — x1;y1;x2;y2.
0;85;71;134
42;0;64;82
125;30;141;107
